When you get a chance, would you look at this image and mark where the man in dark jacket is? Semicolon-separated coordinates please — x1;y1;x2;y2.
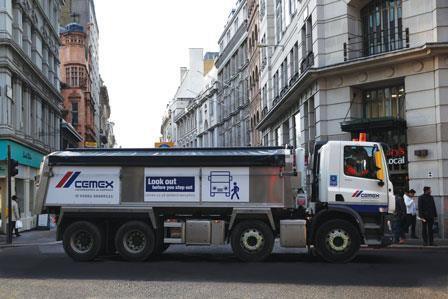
393;190;407;243
418;186;438;246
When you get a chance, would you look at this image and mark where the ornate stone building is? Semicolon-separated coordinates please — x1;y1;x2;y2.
60;0;101;146
60;23;96;148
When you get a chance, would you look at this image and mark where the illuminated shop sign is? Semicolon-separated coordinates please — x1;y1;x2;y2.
386;147;407;165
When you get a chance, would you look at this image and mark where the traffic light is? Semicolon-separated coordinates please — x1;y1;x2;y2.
9;159;19;177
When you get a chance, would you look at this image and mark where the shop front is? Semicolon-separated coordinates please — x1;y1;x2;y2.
0;140;44;233
341;84;409;193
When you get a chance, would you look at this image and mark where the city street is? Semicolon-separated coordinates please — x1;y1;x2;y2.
0;238;447;298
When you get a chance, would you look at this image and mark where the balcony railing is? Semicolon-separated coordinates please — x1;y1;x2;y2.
300;52;314;73
343;28;409;61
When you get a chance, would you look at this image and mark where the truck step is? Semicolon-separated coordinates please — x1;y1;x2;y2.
364;223;381;230
365;239;382;246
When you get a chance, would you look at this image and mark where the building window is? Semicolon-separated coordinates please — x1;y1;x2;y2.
71;101;79;126
363;85;405;119
301;17;314;73
281;60;288;89
273;72;279;99
260;0;266;19
289;0;297;15
66;65;86;88
294;111;301;147
275;0;283;43
293;42;299;75
262;85;267;109
362;0;403;56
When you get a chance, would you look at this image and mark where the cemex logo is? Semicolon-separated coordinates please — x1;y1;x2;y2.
56;171;114;189
352;190;380;198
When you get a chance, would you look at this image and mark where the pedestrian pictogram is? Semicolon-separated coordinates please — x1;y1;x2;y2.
231;182;240;200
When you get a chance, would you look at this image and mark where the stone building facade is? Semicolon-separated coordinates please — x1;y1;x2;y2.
160;48;205;146
256;0;448;239
216;0;250;147
0;0;64;232
247;0;261;146
175;63;219;148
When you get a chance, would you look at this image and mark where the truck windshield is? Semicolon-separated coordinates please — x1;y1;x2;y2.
344;146;377;179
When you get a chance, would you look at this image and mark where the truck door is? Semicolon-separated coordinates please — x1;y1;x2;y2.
339;145;388;209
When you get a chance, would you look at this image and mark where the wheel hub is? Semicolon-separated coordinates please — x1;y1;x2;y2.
123;230;147;254
326;229;350;252
241;229;264;252
70;230;94;254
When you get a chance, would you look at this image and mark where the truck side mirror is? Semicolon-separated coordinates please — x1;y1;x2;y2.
374;151;385;186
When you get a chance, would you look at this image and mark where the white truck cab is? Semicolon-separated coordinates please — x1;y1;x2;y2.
318;141;394;213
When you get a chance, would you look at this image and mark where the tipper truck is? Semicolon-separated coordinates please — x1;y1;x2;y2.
35;140;395;263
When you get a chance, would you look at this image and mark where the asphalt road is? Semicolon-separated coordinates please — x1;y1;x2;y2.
0;243;447;299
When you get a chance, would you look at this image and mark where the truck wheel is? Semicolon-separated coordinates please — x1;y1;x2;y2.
231;220;274;262
315;219;360;263
115;221;155;262
63;221;102;262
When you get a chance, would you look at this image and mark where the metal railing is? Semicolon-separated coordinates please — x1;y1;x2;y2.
344;28;409;61
300;52;314;73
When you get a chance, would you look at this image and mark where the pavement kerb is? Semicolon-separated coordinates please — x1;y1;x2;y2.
0;241;61;249
388;244;448;249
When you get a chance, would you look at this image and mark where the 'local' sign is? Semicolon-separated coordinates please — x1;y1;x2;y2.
386;147;407;165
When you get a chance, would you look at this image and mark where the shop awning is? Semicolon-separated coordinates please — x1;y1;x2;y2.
341;117;407;132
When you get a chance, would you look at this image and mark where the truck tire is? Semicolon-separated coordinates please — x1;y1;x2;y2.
230;220;274;262
315;219;360;263
63;221;102;262
114;221;156;262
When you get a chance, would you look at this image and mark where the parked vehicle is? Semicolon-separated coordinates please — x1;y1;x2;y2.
35;140;394;263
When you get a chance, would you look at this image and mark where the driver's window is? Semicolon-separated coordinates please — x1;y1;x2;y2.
344;146;376;179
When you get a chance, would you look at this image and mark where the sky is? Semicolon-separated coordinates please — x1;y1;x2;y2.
95;0;235;148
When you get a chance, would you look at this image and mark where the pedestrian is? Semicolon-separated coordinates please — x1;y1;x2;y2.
9;195;21;237
418;187;438;246
404;189;418;239
393;190;407;244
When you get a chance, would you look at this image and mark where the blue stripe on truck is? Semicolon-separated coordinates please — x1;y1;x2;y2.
346;204;388;213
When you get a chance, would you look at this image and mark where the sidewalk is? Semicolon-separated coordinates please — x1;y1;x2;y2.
389;238;448;249
0;229;59;248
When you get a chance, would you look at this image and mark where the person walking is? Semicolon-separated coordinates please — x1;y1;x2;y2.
393;190;407;244
418;187;438;246
9;195;21;237
404;189;418;239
